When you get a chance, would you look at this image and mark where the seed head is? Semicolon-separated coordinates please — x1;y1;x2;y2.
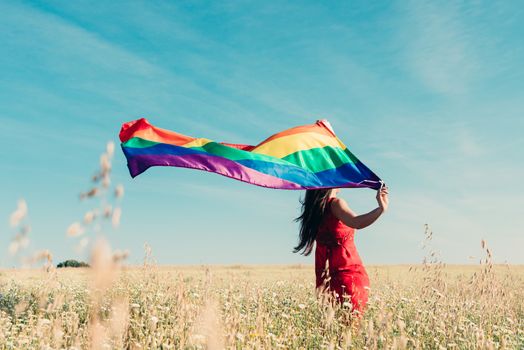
112;207;122;228
102;174;111;188
115;184;124;199
83;211;95;224
9;199;28;227
67;222;84;237
106;141;115;157
103;205;113;218
100;154;111;173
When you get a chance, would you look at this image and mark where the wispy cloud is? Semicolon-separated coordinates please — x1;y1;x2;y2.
398;1;481;95
456;128;484;157
0;2;266;141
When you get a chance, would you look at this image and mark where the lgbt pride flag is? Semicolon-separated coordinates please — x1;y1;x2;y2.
119;118;382;190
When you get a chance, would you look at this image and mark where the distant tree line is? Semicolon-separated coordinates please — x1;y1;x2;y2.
56;259;90;268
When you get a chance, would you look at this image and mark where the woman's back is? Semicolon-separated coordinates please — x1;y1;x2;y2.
315;197;364;278
296;186;388;313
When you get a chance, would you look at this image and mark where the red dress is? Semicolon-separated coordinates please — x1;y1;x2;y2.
315;197;370;314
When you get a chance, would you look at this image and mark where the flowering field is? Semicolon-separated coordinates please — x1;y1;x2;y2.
0;262;522;349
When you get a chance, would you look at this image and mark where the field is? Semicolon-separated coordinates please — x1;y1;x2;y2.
0;262;523;349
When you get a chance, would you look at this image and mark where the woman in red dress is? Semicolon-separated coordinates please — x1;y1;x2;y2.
294;185;389;315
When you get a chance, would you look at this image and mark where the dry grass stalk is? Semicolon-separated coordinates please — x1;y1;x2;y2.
67;141;125;253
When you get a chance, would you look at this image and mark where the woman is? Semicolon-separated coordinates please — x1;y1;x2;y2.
294;184;389;315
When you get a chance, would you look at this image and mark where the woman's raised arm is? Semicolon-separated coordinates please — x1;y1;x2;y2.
331;186;389;230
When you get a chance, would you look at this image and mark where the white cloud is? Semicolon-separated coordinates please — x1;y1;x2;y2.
0;1;270;141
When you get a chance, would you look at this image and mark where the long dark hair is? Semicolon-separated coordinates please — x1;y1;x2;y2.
293;189;334;256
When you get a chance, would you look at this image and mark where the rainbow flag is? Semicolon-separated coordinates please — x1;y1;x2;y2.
119;118;382;190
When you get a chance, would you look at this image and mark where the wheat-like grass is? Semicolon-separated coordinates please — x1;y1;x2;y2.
0;260;522;349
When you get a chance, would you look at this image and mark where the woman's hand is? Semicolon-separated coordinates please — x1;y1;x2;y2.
376;184;389;213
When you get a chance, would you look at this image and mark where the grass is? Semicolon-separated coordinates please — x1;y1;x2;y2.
0;263;522;349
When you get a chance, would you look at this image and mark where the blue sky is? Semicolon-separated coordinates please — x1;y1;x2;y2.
1;1;523;267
